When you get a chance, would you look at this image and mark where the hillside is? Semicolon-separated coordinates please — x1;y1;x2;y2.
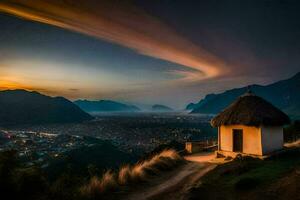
45;137;139;179
74;100;140;113
0;90;93;126
152;104;173;112
188;147;300;200
190;72;300;119
0;146;183;200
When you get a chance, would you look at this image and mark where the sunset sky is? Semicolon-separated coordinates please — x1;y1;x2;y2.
0;0;299;108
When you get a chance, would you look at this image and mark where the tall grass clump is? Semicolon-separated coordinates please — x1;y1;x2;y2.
118;165;132;185
129;149;182;181
81;170;117;198
135;149;183;179
81;149;183;197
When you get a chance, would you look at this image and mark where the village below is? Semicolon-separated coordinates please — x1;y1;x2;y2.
1;0;300;200
0;83;300;200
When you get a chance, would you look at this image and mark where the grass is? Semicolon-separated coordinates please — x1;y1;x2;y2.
189;147;300;200
81;171;118;198
81;149;183;199
118;165;131;185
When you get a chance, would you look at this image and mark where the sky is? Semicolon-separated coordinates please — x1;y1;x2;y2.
0;0;299;108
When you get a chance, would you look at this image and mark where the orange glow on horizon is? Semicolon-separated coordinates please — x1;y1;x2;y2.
0;79;32;90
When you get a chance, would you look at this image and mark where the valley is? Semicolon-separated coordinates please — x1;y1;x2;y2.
0;112;216;170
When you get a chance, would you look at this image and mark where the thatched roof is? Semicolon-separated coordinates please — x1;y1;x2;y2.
211;92;290;127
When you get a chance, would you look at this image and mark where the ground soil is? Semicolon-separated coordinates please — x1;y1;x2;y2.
125;152;216;200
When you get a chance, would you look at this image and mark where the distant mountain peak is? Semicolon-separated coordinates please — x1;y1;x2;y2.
291;71;300;79
189;72;300;119
0;90;93;126
74;99;140;113
152;104;173;112
1;89;38;95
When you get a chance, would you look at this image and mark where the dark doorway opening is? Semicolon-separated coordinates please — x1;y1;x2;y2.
233;129;243;152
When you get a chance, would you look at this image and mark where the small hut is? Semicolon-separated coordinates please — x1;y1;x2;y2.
211;91;290;157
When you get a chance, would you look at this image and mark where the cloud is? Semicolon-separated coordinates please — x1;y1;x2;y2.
0;0;226;81
69;88;79;92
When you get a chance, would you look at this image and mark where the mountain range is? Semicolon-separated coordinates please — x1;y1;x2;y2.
2;72;297;126
189;72;300;119
152;104;173;112
0;90;93;126
74;100;140;113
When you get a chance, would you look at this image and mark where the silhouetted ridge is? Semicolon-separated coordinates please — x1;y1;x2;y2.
0;90;93;125
151;104;173;112
74;100;140;112
189;72;300;119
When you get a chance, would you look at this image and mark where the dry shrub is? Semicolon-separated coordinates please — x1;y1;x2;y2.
130;163;146;182
81;170;117;198
159;149;181;159
124;149;183;183
118;165;131;185
82;149;183;197
101;170;117;191
81;176;102;198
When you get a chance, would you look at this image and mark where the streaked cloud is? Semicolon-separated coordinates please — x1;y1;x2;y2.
69;88;79;92
0;0;225;81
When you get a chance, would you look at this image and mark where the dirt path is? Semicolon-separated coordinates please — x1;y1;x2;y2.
126;152;216;200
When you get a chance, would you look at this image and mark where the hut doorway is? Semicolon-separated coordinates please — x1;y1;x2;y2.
233;129;243;152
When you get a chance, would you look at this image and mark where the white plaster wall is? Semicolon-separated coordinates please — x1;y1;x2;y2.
219;125;232;152
219;125;262;155
261;126;283;154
